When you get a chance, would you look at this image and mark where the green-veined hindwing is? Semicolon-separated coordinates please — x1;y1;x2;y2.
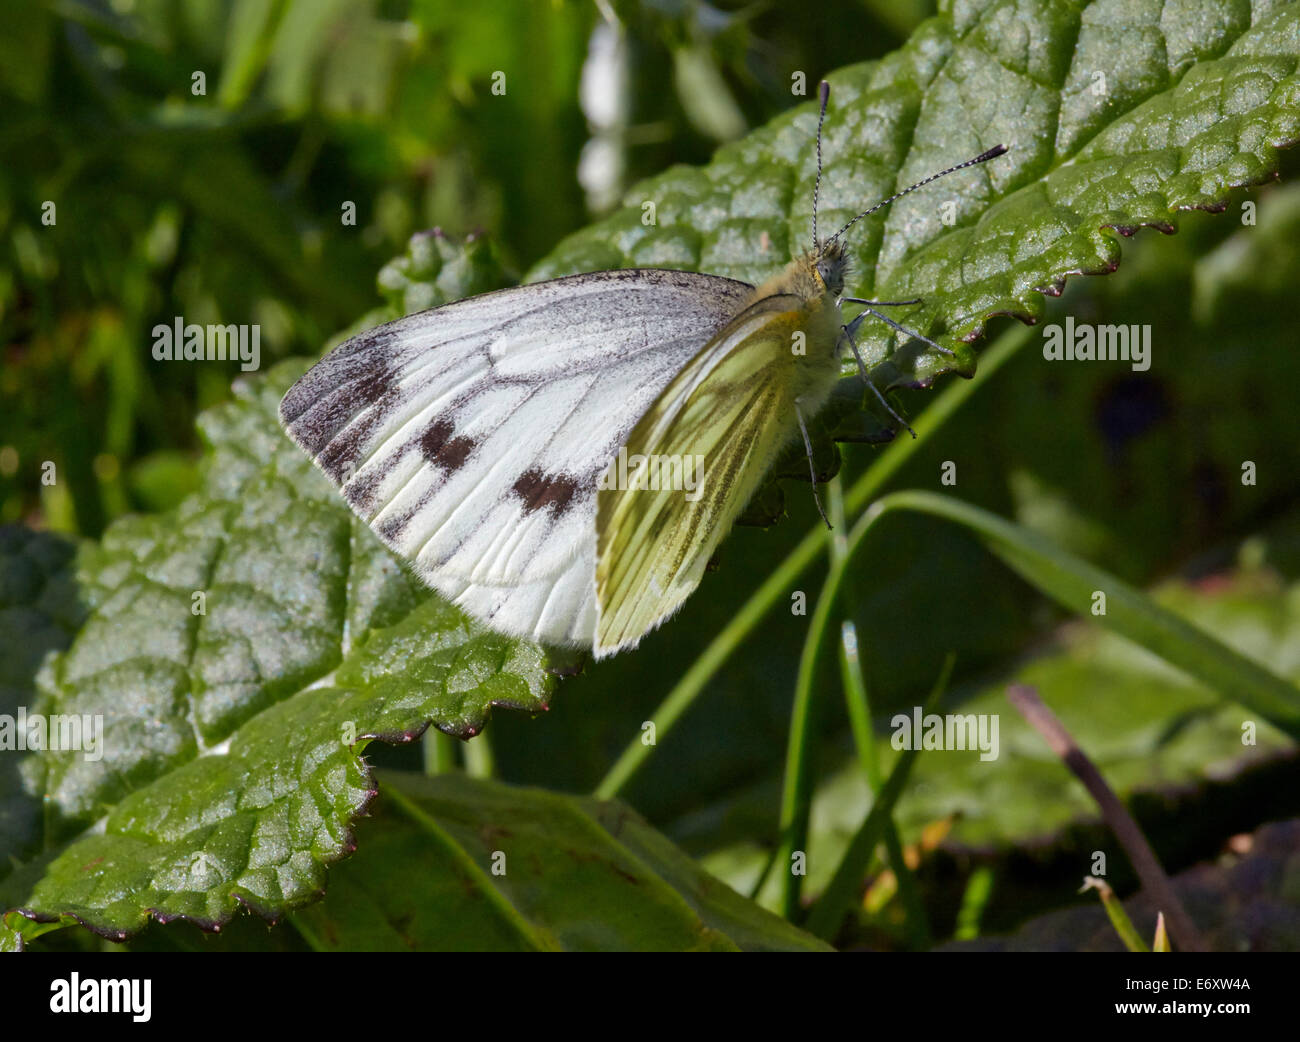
594;290;840;654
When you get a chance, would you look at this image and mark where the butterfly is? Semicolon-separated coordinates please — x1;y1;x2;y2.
279;83;1005;659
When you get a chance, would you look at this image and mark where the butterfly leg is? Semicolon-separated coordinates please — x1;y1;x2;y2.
839;318;917;439
842;298;956;358
794;400;832;530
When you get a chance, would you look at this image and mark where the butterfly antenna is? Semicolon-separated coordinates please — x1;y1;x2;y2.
825;144;1008;249
811;80;831;252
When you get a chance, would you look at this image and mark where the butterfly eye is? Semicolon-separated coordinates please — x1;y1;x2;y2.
816;254;846;295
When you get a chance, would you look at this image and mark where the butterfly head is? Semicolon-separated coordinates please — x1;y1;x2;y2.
813;238;849;297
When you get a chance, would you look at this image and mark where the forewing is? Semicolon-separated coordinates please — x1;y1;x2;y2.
594;294;804;656
279;269;754;647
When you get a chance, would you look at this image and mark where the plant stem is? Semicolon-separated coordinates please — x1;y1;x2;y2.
423;728;457;775
463;731;496;779
1010;685;1206;952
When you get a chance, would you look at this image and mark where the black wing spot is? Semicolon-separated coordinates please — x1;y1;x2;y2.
420;419;476;472
512;469;581;516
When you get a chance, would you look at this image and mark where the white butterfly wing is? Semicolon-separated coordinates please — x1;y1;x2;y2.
279;268;754;647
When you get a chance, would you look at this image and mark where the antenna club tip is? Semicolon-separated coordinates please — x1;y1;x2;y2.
979;144;1009;162
819;80;830;104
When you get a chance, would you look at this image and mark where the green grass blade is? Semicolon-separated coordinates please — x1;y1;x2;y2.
874;491;1300;739
805;658;952;939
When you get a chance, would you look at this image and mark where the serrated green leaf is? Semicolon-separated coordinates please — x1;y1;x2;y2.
289;771;831;952
2;298;553;938
0;919;21;952
376;228;513;318
530;0;1300;389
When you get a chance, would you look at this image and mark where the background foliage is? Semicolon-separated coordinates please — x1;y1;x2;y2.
2;0;1299;951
